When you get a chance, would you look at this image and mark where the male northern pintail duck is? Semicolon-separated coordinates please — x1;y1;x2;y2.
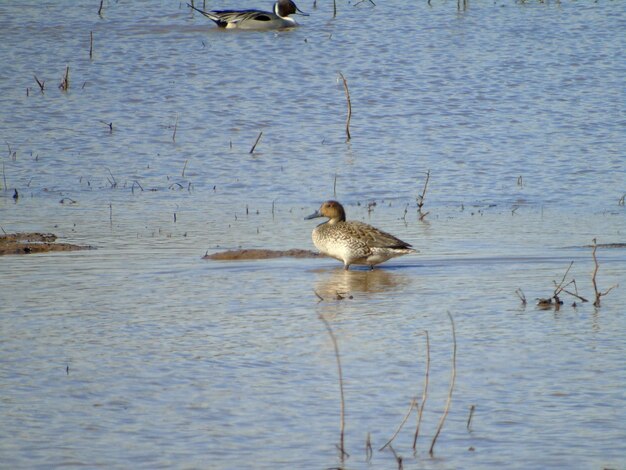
187;0;308;30
305;200;416;270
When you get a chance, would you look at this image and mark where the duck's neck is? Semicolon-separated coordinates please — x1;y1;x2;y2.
327;216;345;225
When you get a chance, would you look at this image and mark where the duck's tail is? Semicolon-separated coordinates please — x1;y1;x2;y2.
187;3;225;26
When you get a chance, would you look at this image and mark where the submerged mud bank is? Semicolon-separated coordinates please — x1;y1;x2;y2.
203;248;324;261
0;233;93;255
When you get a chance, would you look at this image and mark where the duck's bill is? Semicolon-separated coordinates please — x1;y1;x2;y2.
304;210;321;220
295;6;309;16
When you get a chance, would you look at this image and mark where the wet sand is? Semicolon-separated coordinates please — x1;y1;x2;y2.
203;248;324;260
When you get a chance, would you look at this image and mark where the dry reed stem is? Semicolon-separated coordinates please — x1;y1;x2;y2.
172;114;179;142
591;238;618;307
34;75;45;93
249;131;263;154
413;330;430;450
89;31;93;59
365;432;373;462
379;397;417;451
429;312;456;456
98;0;104;16
333;0;337;18
338;72;352;142
182;159;188;177
467;404;475;430
388;445;403;469
515;288;527;305
319;314;346;460
417;170;431;220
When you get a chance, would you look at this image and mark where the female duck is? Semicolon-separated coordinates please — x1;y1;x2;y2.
305;200;415;270
188;0;308;30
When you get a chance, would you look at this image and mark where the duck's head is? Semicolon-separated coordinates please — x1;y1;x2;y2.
305;200;346;224
275;0;309;18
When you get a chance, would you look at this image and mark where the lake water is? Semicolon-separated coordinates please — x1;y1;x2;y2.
1;1;625;468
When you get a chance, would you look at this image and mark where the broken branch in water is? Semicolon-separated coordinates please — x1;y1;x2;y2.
379;397;417;451
591;238;618;307
429;312;456;456
515;288;527;305
338;72;352;142
319;314;346;461
467;404;476;430
59;66;70;91
249;131;263;154
172;114;179;142
417;170;431;221
34;75;45;93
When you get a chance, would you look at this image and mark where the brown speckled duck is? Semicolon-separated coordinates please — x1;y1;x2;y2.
305;200;415;270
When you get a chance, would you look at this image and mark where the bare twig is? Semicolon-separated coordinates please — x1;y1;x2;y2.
388;445;403;470
172;114;179;142
365;432;372;462
338;72;352;142
249;131;263;154
515;288;527;305
429;312;457;456
182;159;188;177
34;75;45;93
591;238;618;307
467;405;476;430
98;0;104;17
413;330;430;449
59;66;70;91
379;397;417;451
89;31;93;59
319;315;346;460
333;0;337;18
417;170;431;220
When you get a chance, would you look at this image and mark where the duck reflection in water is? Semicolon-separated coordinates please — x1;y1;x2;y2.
313;267;411;299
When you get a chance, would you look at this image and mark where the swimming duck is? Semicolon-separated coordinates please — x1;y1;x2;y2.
305;201;415;270
187;0;308;30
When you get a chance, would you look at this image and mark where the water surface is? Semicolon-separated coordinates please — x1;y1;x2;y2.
1;1;625;468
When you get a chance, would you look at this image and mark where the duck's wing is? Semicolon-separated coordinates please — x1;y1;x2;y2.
347;222;413;249
188;4;272;26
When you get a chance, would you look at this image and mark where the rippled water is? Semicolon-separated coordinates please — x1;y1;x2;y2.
1;1;625;468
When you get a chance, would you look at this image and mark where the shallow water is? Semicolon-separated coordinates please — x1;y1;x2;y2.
1;1;625;468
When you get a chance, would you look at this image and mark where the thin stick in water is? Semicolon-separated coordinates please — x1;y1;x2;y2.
379;397;417;451
413;330;430;449
429;312;457;456
467;405;475;430
249;131;263;154
172;114;179;142
98;0;104;16
591;238;618;307
58;66;70;91
319;314;346;460
338;72;352;142
365;432;372;462
90;31;93;59
34;75;45;93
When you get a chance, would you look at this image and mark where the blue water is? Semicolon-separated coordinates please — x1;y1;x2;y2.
1;1;625;468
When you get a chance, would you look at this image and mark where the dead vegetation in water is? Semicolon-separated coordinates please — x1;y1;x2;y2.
318;312;459;465
0;232;93;255
522;239;620;310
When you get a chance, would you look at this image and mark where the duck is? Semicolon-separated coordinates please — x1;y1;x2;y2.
305;200;416;270
187;0;308;30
